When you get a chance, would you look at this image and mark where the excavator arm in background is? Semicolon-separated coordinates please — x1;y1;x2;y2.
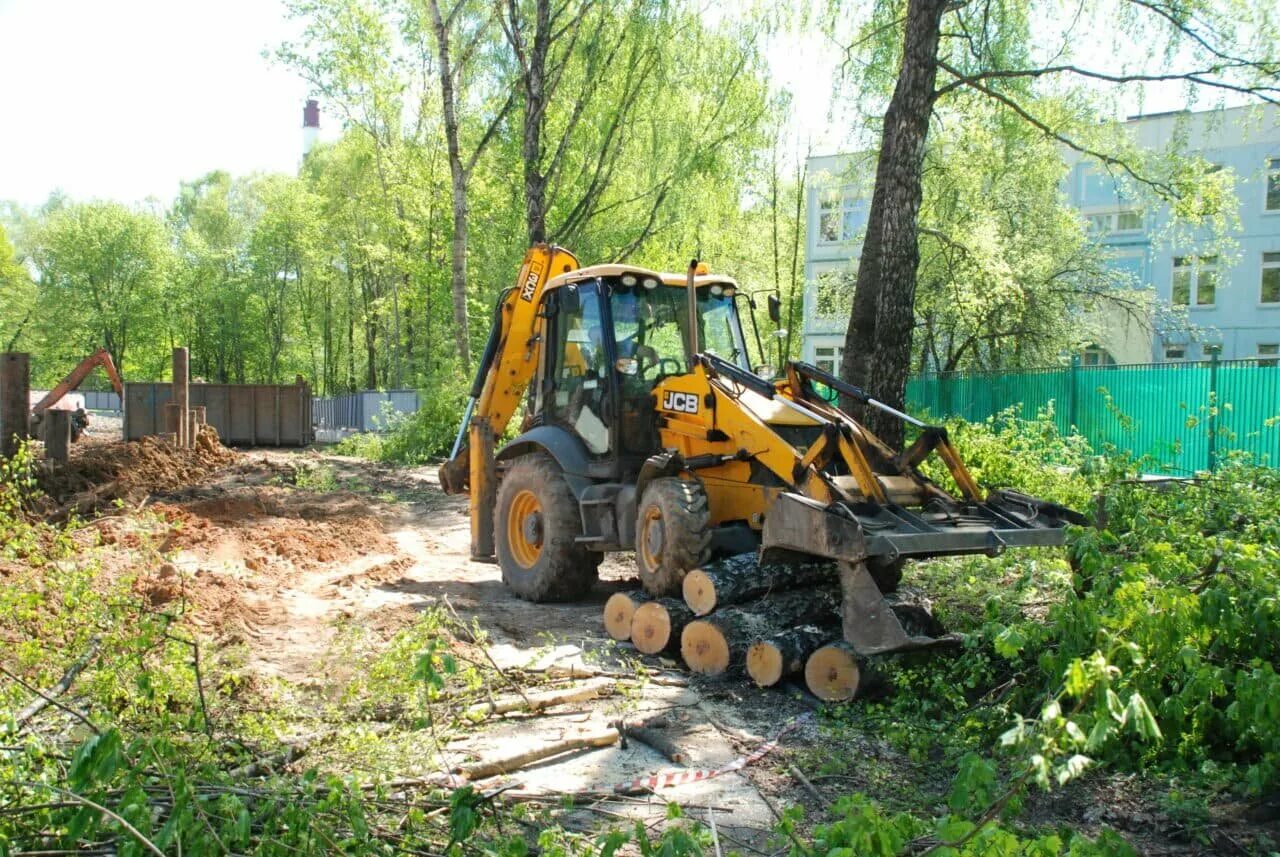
31;347;124;414
438;245;582;558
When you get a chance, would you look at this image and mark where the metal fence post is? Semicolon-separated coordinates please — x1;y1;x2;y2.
1067;354;1080;433
1207;345;1220;472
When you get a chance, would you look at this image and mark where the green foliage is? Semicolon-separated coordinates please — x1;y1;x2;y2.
337;378;470;464
30;200;172;382
876;412;1280;807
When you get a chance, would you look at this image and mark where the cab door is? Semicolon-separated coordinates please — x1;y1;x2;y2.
544;281;615;459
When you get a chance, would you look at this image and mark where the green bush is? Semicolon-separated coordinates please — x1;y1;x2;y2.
887;411;1280;796
336;376;470;465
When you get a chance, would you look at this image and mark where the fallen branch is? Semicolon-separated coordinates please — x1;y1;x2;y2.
464;679;615;720
228;741;312;779
612;715;687;765
788;764;826;806
457;729;620;780
8;638;102;732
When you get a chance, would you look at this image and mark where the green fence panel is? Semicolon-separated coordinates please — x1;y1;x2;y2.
906;357;1280;472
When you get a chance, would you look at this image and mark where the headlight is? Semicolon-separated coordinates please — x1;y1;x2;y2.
723;287;735;297
710;284;724;296
642;277;659;290
621;274;637;287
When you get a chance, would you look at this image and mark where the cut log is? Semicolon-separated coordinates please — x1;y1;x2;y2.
681;589;839;676
746;623;835;687
603;591;652;641
464;679;614;719
805;642;883;702
682;553;836;616
631;598;695;655
457;729;620;780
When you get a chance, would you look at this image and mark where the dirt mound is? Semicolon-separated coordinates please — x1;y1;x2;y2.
38;426;238;510
151;486;396;575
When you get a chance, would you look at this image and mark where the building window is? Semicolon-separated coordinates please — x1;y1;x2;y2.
1258;344;1279;368
814;346;844;374
1262;252;1280;304
1085;209;1144;235
818;189;861;243
1080;345;1116;367
1267;158;1280;211
812;269;855;319
1172;255;1217;307
1164;346;1186;361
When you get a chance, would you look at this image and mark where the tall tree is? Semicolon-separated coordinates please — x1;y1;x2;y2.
425;0;511;374
837;0;1280;446
32;202;171;377
0;224;35;352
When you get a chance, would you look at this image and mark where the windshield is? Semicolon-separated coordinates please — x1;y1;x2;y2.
608;279;750;378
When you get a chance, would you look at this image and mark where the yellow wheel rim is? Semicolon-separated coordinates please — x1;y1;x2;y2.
639;506;664;572
507;489;543;568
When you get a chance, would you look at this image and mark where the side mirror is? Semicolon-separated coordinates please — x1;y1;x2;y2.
767;293;781;325
560;285;581;314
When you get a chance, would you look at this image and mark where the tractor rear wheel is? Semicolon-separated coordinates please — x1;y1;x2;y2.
496;454;599;602
636;477;711;596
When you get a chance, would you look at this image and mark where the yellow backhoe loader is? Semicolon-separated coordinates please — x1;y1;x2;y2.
439;245;1084;656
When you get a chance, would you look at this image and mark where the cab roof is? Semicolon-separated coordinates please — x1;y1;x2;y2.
545;263;740;291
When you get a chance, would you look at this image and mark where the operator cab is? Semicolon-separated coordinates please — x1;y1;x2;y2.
531;265;754;479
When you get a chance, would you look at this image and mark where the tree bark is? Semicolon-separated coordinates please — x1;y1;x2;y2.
682;553;835;616
839;0;948;449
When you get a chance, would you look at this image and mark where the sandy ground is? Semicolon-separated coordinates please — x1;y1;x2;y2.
64;443;814;844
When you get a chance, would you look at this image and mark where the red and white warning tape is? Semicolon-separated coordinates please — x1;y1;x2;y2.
610;711;811;795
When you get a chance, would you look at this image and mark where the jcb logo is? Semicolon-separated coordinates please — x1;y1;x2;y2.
520;260;543;301
662;391;699;414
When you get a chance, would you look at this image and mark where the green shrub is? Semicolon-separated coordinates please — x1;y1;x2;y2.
336;376;470;465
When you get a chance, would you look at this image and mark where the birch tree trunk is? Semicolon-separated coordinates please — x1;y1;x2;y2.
428;0;474;374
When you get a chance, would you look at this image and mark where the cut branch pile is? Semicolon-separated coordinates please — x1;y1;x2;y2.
601;553;947;702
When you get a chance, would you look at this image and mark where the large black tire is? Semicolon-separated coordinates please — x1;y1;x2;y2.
635;478;711;596
496;454;599;602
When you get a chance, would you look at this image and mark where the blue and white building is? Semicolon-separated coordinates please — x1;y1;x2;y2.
802;104;1280;369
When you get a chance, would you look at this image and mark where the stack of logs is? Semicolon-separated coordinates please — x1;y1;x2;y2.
604;554;940;702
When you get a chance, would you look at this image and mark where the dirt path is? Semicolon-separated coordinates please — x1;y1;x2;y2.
127;449;813;843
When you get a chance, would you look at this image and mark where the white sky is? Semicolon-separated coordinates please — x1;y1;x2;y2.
0;0;1234;209
0;0;850;208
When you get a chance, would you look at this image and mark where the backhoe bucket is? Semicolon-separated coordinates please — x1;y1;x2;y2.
761;493;956;655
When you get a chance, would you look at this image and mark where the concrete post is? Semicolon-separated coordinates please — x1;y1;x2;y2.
173;347;190;449
42;409;71;464
1;353;31;459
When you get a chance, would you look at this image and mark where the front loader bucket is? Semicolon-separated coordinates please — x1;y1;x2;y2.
761;493;960;656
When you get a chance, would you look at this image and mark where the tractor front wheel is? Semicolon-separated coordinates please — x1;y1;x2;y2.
635;477;711;596
496;454;599;602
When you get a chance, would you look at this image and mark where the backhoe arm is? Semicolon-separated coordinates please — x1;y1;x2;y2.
31;347;124;414
438;245;581;559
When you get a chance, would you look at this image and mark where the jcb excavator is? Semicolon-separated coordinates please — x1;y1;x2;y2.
439;245;1083;656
